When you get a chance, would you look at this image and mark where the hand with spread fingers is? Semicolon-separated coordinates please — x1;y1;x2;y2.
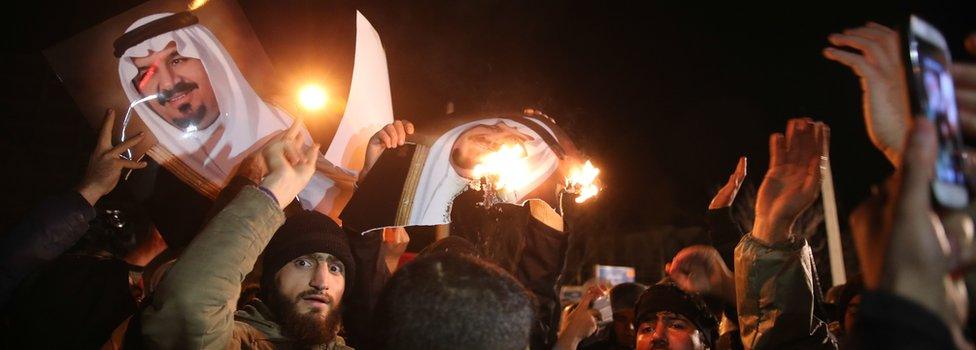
667;245;735;304
752;119;829;245
824;22;911;166
77;109;148;205
259;120;321;209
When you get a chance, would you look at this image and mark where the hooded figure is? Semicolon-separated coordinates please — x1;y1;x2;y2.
116;12;348;212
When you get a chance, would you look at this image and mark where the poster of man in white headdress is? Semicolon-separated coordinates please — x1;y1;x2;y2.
45;0;393;219
341;110;593;234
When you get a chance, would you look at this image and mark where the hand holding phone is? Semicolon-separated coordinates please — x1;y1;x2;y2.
904;15;970;208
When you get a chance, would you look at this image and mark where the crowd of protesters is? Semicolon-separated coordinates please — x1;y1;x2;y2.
2;20;976;350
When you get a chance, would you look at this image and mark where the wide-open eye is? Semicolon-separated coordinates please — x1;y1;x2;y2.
293;258;314;269
329;262;344;275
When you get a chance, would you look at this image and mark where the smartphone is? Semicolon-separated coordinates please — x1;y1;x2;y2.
904;15;969;208
593;264;636;287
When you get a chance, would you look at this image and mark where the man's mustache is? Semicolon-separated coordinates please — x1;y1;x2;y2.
298;290;335;304
157;82;199;106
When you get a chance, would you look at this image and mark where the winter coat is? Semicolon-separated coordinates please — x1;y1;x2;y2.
141;186;350;349
734;234;837;350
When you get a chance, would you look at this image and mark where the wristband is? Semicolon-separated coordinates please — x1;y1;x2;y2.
257;185;280;207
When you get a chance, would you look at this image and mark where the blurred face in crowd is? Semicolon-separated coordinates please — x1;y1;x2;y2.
130;41;220;131
613;308;638;347
270;252;346;345
451;122;535;178
635;311;707;350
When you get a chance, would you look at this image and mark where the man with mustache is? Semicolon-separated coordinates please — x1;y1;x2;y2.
116;12;352;213
129;40;219;132
141;122;355;349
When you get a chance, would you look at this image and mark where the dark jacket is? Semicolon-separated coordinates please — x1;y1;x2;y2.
4;253;138;349
846;291;955;349
0;191;96;307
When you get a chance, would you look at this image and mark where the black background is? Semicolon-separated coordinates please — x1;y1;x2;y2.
1;0;973;235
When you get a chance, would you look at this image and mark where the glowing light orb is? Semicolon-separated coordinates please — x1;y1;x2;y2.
298;84;329;111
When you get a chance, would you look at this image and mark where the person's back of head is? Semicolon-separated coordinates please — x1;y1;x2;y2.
374;252;534;350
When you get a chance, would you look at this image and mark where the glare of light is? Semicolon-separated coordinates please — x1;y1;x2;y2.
188;0;208;10
182;124;198;138
472;144;532;192
298;84;329;112
566;160;601;203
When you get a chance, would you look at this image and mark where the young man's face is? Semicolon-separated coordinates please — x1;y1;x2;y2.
635;311;708;350
270;252;346;345
450;122;535;179
275;252;346;318
130;41;220;131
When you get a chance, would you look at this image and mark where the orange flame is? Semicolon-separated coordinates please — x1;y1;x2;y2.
566;160;601;203
188;0;208;11
472;144;532;192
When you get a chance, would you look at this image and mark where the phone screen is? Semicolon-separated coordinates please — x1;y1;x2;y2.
918;43;964;184
907;15;969;207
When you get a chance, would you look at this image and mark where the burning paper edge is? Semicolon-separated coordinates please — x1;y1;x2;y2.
567;160;601;203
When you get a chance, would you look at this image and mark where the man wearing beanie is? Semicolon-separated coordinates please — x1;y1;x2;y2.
633;282;719;350
142;122;354;349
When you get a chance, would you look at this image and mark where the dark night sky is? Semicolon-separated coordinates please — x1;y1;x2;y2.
1;0;974;232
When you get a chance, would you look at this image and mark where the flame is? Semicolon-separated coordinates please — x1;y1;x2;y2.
472;144;532;192
566;160;601;203
188;0;208;11
298;84;329;112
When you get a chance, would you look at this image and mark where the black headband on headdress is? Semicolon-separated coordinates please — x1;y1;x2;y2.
114;12;199;58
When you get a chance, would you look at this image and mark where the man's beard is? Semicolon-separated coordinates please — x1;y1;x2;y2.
267;288;342;347
170;104;208;130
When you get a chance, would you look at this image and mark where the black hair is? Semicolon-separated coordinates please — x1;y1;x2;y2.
373;253;534;350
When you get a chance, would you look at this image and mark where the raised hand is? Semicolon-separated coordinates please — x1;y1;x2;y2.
708;156;747;209
369;120;415;149
77;109;148;205
555;286;606;350
259;120;320;209
361;120;415;182
752;119;829;245
824;22;911;166
667;245;735;304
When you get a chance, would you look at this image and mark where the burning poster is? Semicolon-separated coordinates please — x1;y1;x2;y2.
341;110;601;234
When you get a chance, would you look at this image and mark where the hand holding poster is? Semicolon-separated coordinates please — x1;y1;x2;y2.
46;0;394;220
